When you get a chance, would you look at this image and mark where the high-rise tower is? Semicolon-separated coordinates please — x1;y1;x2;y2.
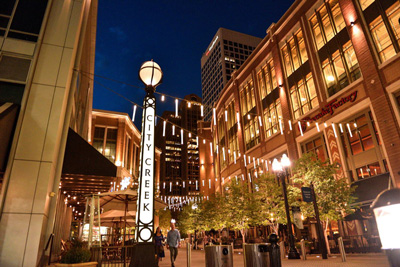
201;28;261;121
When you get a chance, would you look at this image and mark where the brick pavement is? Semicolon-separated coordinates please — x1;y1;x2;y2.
159;247;390;267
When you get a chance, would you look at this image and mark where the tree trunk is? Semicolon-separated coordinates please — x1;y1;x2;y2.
324;219;331;256
219;229;222;245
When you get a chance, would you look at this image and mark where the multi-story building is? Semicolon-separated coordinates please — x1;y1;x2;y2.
0;0;105;265
199;0;400;247
156;94;202;205
201;28;262;120
91;109;162;191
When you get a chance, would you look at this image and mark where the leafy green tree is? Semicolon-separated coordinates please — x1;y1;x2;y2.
291;152;356;255
156;208;172;234
223;179;256;244
252;173;294;233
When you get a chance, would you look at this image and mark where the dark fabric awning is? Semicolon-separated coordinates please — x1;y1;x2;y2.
351;173;391;205
344;209;372;221
61;128;117;195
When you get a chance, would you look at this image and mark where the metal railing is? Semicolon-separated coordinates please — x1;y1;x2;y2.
91;245;135;267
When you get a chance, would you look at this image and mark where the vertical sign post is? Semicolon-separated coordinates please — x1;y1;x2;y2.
131;60;163;267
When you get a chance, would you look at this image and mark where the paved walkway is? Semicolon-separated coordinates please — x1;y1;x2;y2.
159;248;390;267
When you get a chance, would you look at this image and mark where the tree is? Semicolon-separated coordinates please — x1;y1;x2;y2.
252;173;294;234
291;152;356;255
223;179;256;244
156;208;172;234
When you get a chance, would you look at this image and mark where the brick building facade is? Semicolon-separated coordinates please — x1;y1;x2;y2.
198;0;400;241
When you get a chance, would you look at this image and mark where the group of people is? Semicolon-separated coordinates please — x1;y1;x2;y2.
154;222;180;267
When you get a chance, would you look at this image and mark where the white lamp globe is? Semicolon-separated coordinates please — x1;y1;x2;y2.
281;154;291;168
371;188;400;250
139;60;163;88
272;158;283;172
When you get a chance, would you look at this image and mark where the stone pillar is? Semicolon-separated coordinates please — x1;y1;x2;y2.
0;0;92;266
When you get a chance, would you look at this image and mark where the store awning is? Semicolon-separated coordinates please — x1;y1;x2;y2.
61;128;117;195
351;173;391;206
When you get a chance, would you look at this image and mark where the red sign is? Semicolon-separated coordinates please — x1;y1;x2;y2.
304;91;358;121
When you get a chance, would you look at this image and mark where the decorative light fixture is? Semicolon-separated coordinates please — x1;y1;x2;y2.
371;188;400;264
138;60;163;87
134;60;163;265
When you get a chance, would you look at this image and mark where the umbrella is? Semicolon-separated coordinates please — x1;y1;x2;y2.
98;189;167;266
95;210;136;227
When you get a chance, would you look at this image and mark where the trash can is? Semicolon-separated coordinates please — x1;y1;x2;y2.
243;243;271;267
205;245;233;267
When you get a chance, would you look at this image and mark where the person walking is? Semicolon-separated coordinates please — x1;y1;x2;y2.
154;227;165;265
166;222;180;267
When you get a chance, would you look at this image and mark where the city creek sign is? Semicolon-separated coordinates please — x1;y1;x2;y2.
304;90;358;121
136;96;156;243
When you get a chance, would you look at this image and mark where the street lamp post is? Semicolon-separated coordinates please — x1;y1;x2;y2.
192;203;198;250
131;60;163;267
371;188;400;266
272;154;300;260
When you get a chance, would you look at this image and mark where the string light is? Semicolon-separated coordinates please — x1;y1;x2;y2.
347;123;353;137
289;120;292;131
244;154;247;166
188;132;191;138
332;123;337;138
247;114;251;120
213;108;216;125
258;116;263;127
324;122;328;128
163;121;166;137
175;99;178;117
172;125;175;135
201;105;204;117
161;95;165;101
279;119;283;135
225;110;228;122
196;136;199;146
203;139;206;144
188;102;191;108
222;147;226;161
181;129;183;144
234;151;237;164
298;121;303;136
210;142;213;156
339;123;344;133
132;105;137;122
316;122;320;132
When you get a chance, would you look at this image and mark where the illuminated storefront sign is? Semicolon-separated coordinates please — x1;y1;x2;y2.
305;91;358;121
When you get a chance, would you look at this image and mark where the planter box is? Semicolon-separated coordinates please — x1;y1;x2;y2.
54;262;98;267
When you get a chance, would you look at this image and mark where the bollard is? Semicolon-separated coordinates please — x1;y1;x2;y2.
338;237;346;262
269;234;282;267
300;239;307;260
187;242;191;267
279;241;285;260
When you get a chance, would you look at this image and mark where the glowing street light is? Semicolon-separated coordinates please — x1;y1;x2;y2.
131;60;163;267
272;154;300;260
371;188;400;265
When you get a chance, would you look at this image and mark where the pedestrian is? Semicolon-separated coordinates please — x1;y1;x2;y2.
154;227;165;265
166;222;181;267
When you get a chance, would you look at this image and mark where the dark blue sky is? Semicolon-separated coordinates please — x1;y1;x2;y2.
94;0;294;127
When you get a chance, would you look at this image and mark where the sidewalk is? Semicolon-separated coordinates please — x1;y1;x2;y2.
159;248;389;267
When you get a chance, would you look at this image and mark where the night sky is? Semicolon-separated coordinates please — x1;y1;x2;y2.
93;0;295;128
